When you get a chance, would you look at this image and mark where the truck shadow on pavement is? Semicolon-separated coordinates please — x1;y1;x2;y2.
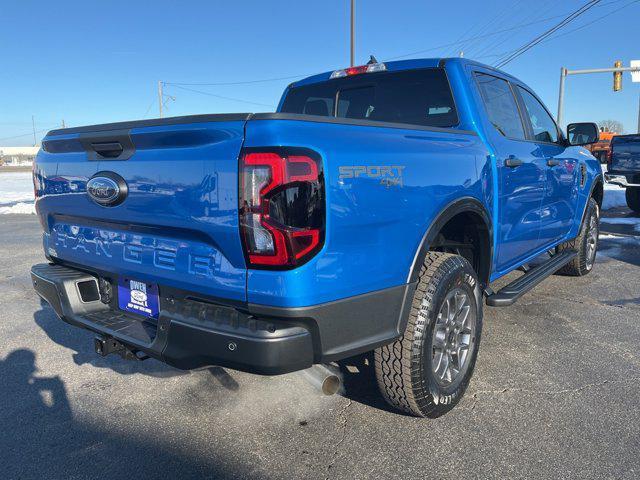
33;300;186;378
336;353;403;414
0;348;256;479
33;300;250;392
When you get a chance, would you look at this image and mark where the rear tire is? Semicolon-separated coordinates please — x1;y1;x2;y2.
626;187;640;213
374;252;482;417
557;197;599;276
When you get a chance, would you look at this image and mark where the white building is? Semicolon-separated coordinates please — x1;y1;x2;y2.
0;146;40;166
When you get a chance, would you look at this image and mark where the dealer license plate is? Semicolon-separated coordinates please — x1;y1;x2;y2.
118;278;159;319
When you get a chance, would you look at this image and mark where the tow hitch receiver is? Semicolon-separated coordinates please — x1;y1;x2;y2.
94;336;149;361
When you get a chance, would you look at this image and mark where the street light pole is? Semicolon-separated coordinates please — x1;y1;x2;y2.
350;0;355;67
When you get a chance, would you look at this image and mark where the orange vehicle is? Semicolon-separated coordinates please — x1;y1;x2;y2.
588;129;616;163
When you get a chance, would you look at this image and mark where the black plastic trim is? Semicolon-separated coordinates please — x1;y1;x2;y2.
579;175;604;225
408;197;493;285
47;113;253;136
31;262;413;374
79;130;135;161
250;113;477;136
248;283;415;363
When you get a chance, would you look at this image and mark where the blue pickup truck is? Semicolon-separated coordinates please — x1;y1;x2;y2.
31;58;602;417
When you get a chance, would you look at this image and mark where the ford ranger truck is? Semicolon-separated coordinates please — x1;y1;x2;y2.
31;58;603;417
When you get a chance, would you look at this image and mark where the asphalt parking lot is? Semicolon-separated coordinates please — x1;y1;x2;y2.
1;213;639;480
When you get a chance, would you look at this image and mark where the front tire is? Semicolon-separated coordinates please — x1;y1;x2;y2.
374;252;483;417
626;187;640;213
557;197;599;276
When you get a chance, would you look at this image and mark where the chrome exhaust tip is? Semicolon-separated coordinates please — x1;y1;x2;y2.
301;364;341;395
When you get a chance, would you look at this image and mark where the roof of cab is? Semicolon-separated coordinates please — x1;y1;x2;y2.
290;57;516;88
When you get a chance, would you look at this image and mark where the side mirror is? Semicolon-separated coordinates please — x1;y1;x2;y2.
566;122;599;146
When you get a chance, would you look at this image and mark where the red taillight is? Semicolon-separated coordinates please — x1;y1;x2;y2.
606;150;613;166
345;65;368;76
239;149;325;269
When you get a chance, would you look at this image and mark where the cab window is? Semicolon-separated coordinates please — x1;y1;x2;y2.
281;68;458;128
474;73;525;140
517;87;559;144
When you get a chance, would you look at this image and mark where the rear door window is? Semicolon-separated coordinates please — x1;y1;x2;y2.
474;73;525;140
280;68;458;128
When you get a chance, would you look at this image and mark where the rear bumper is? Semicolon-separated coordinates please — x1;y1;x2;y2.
31;263;413;375
605;173;640;187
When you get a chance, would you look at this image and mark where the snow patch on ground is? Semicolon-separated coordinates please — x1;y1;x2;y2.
0;202;36;214
0;171;35;214
602;182;627;211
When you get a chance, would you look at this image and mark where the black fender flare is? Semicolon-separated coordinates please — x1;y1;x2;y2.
575;173;603;228
407;197;493;286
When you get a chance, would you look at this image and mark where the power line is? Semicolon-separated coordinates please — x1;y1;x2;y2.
142;98;156;119
164;74;308;87
163;3;618;89
489;0;630;64
471;0;556;59
0;126;57;143
384;2;608;61
161;0;624;91
539;0;639;44
167;84;275;108
494;0;601;69
452;0;529;57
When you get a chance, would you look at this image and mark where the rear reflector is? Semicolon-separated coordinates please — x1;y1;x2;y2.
330;62;387;79
239;149;325;269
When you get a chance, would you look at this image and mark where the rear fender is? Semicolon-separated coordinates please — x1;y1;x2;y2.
407;197;493;285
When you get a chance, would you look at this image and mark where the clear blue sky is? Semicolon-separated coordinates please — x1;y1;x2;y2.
1;0;639;146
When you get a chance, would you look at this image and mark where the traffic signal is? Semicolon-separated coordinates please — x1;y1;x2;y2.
613;60;622;91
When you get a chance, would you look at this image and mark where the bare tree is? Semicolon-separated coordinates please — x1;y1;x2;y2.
598;120;624;134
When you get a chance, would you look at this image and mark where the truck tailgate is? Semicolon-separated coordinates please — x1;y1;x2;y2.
610;135;640;175
34;114;250;302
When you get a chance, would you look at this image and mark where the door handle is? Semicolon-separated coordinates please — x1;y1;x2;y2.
504;156;523;168
547;158;562;167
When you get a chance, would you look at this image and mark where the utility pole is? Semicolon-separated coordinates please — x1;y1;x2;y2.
350;0;355;66
31;115;36;146
61;119;66;129
557;63;640;129
158;81;164;118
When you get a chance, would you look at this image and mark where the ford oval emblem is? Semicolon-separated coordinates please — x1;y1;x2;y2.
87;172;127;206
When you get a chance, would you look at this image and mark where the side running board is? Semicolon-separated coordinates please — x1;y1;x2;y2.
485;250;578;307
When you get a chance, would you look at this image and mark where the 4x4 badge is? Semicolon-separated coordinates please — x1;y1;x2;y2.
338;165;405;188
